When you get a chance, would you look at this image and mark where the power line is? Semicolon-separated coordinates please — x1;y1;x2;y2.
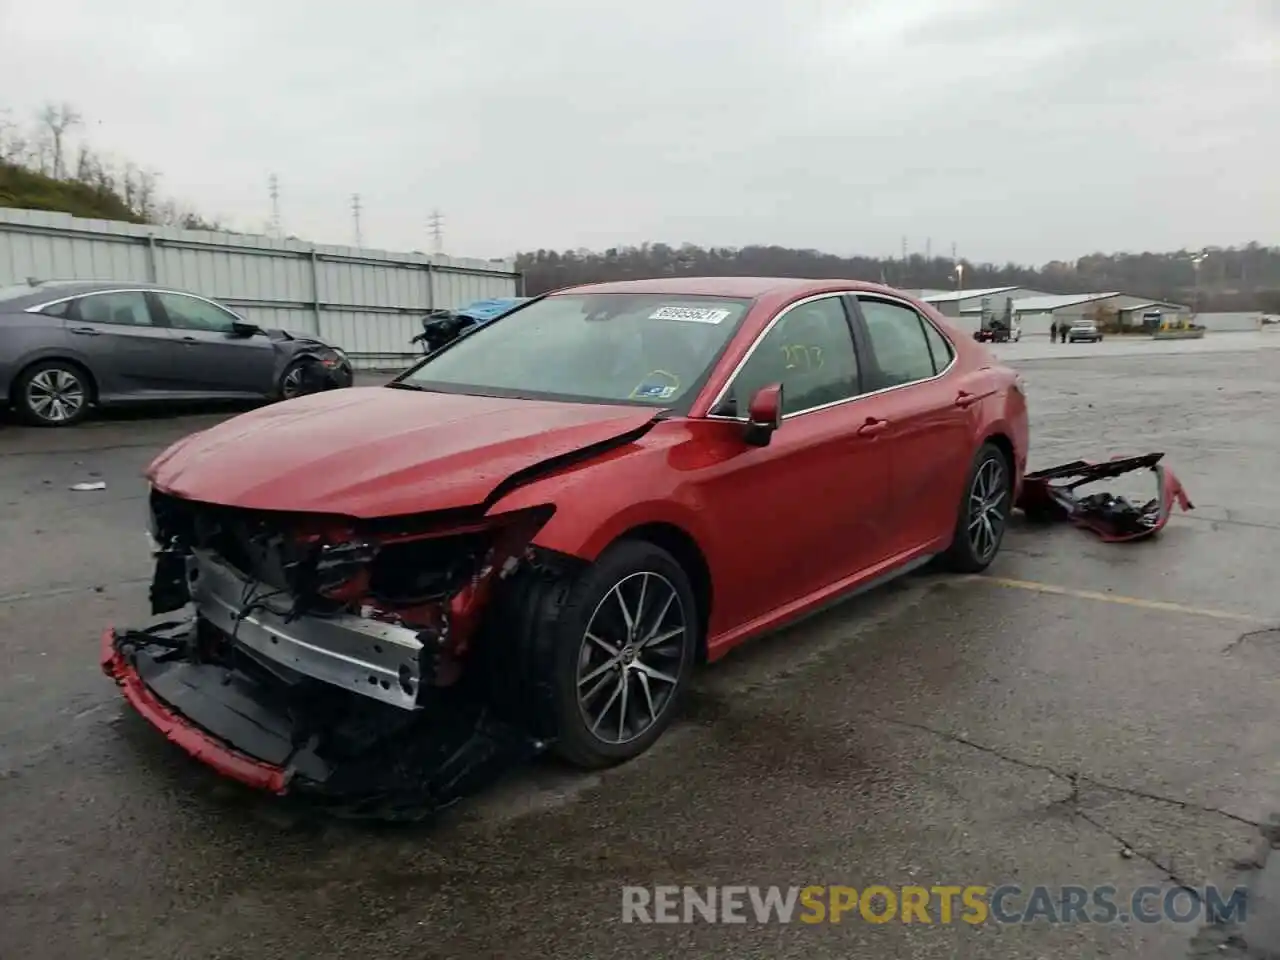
427;209;444;254
267;173;281;238
351;193;362;247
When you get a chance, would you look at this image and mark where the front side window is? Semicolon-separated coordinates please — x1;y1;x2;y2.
155;293;238;333
401;293;753;410
75;291;154;326
858;298;938;387
716;296;861;417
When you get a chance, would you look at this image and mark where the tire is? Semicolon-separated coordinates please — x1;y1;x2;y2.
490;539;699;769
277;359;315;401
13;360;92;427
938;442;1012;573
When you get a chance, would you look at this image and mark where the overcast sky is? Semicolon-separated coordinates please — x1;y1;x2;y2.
1;0;1275;264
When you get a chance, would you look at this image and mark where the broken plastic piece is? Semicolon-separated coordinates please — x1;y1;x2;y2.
70;481;106;491
1016;452;1193;542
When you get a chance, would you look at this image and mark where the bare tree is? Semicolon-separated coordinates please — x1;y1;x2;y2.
37;101;82;179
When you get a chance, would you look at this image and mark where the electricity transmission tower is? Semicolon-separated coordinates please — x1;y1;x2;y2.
428;210;444;253
351;194;362;247
267;174;282;238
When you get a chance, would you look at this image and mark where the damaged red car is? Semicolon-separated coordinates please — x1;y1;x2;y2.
103;277;1029;816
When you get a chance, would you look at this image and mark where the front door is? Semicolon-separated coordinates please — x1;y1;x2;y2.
853;296;976;554
65;290;182;397
150;292;277;395
696;294;897;630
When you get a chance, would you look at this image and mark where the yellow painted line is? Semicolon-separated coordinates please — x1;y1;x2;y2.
961;575;1271;625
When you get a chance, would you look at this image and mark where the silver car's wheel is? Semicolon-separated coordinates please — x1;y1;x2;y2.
17;362;90;426
576;571;688;746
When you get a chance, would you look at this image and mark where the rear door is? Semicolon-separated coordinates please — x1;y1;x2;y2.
850;295;977;555
150;292;276;395
65;290;182;397
696;294;898;626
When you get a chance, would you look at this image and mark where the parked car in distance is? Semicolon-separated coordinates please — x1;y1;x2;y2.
1067;320;1103;343
107;276;1030;799
0;279;354;426
973;320;1021;343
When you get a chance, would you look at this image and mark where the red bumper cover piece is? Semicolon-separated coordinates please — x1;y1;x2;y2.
100;626;289;794
1015;452;1193;542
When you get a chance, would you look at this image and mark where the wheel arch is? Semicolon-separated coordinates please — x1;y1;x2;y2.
10;355;100;406
604;521;713;663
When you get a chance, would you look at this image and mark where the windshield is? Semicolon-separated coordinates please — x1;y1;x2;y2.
401;292;754;409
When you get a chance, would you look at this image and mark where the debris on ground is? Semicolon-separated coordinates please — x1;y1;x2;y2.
1016;452;1193;542
69;481;107;492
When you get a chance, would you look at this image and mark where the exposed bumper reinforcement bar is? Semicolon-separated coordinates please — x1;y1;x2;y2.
188;548;425;711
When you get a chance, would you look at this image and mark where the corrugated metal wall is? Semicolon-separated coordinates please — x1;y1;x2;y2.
0;208;520;369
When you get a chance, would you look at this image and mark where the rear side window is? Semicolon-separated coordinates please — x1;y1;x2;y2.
38;301;70;318
858;298;937;387
74;292;155;326
920;318;954;373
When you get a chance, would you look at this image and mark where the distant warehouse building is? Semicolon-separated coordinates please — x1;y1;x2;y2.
1011;293;1190;337
920;286;1052;333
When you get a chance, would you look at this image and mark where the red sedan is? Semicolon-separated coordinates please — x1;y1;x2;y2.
104;277;1028;809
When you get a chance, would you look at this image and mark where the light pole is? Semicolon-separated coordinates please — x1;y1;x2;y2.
1191;253;1206;318
954;262;965;291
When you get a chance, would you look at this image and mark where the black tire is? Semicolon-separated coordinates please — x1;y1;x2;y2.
487;539;699;769
938;442;1012;573
13;360;92;427
276;359;315;401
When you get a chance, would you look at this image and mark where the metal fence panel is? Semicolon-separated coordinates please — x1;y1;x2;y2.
0;208;519;368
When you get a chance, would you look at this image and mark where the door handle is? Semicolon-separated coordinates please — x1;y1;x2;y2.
856;417;889;437
955;390;979;409
69;326;100;336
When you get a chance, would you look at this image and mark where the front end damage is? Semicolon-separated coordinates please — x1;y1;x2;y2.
101;488;559;818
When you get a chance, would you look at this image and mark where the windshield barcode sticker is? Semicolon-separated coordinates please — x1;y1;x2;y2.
648;306;731;324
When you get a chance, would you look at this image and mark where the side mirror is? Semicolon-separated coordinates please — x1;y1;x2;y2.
744;383;783;447
231;320;260;337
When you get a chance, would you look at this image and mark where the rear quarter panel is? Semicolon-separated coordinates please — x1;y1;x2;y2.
0;311;80;398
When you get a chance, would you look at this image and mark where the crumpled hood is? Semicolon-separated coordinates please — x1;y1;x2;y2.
147;387;660;518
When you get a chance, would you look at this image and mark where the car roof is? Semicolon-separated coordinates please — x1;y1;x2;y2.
0;279;181;310
549;276;907;299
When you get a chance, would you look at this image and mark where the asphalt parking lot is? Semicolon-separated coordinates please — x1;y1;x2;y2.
4;339;1280;959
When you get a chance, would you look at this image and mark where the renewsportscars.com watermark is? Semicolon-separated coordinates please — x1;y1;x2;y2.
621;884;1248;925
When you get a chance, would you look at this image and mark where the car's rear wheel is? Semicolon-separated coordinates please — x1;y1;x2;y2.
14;360;92;427
492;540;698;769
939;442;1012;573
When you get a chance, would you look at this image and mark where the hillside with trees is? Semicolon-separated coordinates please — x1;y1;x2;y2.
0;101;221;229
515;243;1280;313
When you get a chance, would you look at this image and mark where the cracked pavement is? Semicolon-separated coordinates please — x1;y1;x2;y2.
2;346;1280;959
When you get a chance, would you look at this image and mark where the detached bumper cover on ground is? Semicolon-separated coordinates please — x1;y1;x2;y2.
1016;452;1193;542
101;620;545;819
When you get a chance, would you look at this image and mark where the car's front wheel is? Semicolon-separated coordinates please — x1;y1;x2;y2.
14;360;92;427
496;540;698;769
277;359;316;400
939;442;1012;573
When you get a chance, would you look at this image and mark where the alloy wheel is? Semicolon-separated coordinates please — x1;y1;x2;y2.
26;369;86;423
967;457;1007;562
281;365;307;399
576;571;688;745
